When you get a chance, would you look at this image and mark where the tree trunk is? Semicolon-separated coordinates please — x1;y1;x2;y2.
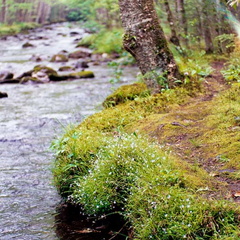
118;0;182;93
162;0;181;47
0;0;7;23
177;0;188;47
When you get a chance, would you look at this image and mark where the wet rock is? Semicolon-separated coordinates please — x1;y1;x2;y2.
0;71;14;81
73;38;82;43
74;61;89;69
22;42;35;48
70;31;80;36
69;50;92;59
0;92;8;98
58;66;74;72
50;54;68;63
17;70;33;79
0;79;20;84
58;50;68;55
49;75;70;81
30;54;42;62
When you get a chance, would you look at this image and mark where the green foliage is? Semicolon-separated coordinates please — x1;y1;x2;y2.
66;10;84;22
176;51;213;83
107;52;136;83
53;129;240;238
221;54;240;82
128;188;239;239
214;34;236;55
0;22;39;36
52;59;240;238
78;28;123;54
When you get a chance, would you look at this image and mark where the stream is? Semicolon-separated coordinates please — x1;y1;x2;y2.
0;22;137;240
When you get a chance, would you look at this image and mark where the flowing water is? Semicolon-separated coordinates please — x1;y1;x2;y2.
0;23;137;240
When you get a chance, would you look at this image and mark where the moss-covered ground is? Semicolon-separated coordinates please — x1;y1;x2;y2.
52;56;240;239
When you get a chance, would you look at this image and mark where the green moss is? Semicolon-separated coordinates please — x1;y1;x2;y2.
69;71;94;78
199;83;240;169
33;65;57;76
58;66;73;72
20;76;44;84
103;83;149;108
52;72;240;239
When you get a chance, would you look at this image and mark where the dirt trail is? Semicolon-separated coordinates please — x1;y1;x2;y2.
151;61;240;202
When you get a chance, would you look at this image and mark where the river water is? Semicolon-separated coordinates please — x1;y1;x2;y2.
0;23;137;239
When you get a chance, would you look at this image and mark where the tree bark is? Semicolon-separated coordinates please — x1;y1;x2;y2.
177;0;188;47
163;0;181;47
0;0;7;23
118;0;182;93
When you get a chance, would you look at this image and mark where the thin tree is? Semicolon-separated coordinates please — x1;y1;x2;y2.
118;0;182;93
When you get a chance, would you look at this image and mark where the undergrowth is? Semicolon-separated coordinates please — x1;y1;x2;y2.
52;52;240;239
77;28;124;54
0;22;39;36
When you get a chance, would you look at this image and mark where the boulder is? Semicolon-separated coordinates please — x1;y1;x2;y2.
0;92;8;98
69;50;92;59
22;42;35;48
31;65;58;82
0;71;14;81
50;54;68;63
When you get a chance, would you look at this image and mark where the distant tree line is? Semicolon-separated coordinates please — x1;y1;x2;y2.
61;0;240;54
0;0;66;24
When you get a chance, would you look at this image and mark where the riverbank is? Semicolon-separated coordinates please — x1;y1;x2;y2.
52;58;240;239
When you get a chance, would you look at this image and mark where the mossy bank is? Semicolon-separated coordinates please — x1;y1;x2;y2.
52;57;240;239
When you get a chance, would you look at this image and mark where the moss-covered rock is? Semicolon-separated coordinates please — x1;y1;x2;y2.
20;76;45;84
50;54;68;63
103;83;149;108
33;65;57;76
58;66;74;72
68;71;94;79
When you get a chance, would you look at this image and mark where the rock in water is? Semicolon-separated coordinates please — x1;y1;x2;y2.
0;71;14;82
0;92;8;98
69;50;92;59
22;42;35;48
